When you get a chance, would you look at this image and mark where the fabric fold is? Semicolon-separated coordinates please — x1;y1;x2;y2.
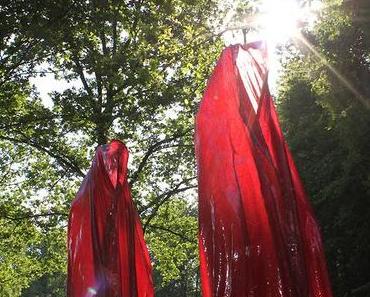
67;140;154;297
195;42;332;297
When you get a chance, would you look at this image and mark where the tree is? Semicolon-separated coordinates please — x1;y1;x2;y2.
277;1;370;296
0;0;226;295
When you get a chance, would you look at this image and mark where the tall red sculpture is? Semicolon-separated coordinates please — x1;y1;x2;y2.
67;140;154;297
195;42;333;297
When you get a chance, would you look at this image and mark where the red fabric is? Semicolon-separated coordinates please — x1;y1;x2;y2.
195;42;333;297
67;140;154;297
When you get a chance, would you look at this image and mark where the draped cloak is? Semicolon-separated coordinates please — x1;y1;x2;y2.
195;42;333;297
67;140;154;297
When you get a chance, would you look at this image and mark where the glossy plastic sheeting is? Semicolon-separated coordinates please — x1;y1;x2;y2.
67;140;154;297
195;42;333;297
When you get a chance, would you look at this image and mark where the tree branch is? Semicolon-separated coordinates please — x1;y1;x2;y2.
95;71;103;106
146;224;196;243
129;129;192;186
139;177;196;214
100;31;108;56
351;281;370;294
0;114;58;130
71;52;95;99
2;212;68;221
0;135;85;177
141;177;197;233
112;19;118;55
142;185;196;233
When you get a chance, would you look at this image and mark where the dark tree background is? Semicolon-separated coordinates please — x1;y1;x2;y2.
277;1;370;296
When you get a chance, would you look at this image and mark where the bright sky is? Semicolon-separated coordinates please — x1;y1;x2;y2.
221;0;323;95
30;75;80;109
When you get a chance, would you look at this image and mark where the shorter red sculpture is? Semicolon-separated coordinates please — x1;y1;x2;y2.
67;140;154;297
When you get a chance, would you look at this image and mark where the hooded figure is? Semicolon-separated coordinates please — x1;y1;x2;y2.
195;42;333;297
67;140;154;297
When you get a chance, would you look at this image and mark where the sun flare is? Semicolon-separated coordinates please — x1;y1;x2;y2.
257;0;302;46
221;0;323;47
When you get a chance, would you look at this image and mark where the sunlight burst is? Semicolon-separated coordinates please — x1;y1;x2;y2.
257;0;303;46
221;0;323;47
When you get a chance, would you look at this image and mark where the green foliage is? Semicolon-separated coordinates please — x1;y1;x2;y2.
3;0;369;296
0;0;224;295
0;220;43;296
277;1;370;296
146;199;198;285
0;143;72;295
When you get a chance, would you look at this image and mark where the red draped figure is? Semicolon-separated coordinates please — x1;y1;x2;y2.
67;140;154;297
195;42;333;297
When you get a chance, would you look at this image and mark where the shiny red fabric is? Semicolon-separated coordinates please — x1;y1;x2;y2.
67;140;154;297
195;42;333;297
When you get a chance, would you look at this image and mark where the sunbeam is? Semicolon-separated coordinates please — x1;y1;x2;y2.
297;33;370;109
